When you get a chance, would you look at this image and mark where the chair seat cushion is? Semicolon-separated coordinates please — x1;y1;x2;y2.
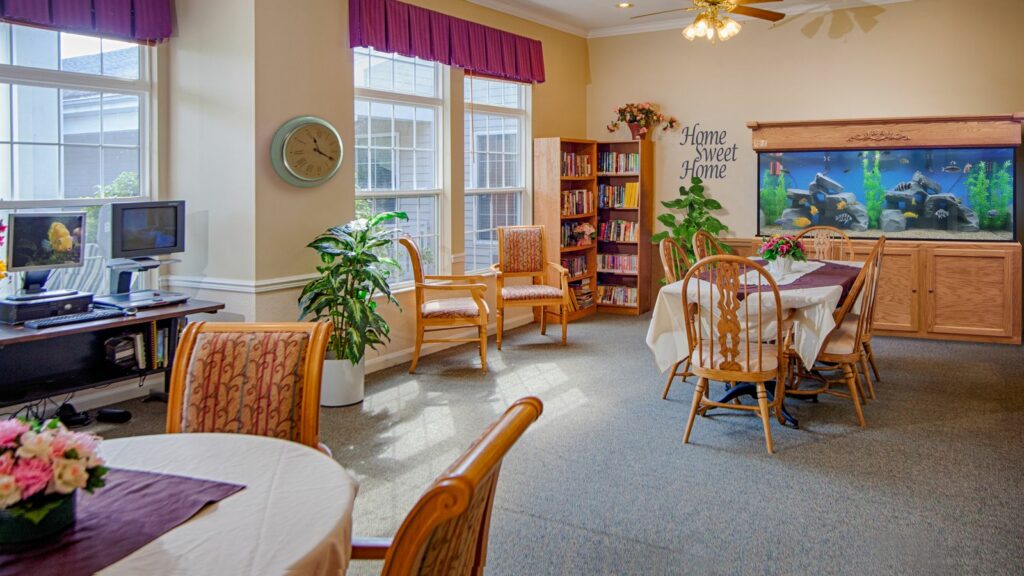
501;284;563;301
422;297;487;319
692;343;779;373
823;320;859;356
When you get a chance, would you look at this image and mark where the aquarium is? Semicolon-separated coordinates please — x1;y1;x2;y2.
758;147;1016;241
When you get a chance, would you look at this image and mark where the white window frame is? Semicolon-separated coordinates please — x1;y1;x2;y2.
463;78;531;273
0;28;153;210
354;55;447;286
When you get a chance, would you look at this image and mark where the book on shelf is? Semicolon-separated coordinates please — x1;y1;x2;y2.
598;253;638;274
568;277;595;311
597;219;638;243
561;151;592;177
561;254;589;278
561;188;593;216
597;285;638;306
598;151;639;174
598;182;640;209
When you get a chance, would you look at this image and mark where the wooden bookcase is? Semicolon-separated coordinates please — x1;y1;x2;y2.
595;139;654;315
533;137;598;321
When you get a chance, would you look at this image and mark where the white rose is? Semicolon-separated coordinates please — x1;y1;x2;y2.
0;475;22;508
49;458;89;495
15;431;53;462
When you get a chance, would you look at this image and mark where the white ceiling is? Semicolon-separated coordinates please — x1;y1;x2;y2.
468;0;913;38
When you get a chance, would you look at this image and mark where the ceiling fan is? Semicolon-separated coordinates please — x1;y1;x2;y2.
631;0;786;42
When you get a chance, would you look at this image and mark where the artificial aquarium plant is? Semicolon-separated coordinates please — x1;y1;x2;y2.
651;176;729;263
759;169;787;225
862;151;885;229
299;212;407;363
968;160;1012;231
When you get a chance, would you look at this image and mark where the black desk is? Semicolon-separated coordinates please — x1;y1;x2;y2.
0;300;224;407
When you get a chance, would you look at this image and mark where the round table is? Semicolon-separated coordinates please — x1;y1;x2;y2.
97;433;359;575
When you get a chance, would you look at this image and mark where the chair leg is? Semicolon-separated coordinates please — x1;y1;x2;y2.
842;363;865;427
853;361;869;405
683;377;707;445
496;307;504;351
540;305;547;335
409;325;423;374
756;383;774;454
859;354;875;400
662;359;682;399
864;340;881;382
478;325;487;374
560;304;567;345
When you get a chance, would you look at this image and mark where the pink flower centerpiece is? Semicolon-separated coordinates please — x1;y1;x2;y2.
0;419;107;546
606;102;678;141
757;234;807;276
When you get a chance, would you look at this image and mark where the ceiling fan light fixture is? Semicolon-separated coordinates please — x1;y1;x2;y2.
717;17;741;41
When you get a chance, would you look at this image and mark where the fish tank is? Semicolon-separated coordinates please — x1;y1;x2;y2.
757;147;1016;241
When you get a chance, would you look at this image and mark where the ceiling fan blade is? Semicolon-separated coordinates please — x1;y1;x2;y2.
730;5;786;21
630;8;688;20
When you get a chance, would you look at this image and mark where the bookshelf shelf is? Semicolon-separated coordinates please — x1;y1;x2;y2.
598;172;640;177
598;270;638;276
561;244;593;253
561;212;596;220
560;176;593;181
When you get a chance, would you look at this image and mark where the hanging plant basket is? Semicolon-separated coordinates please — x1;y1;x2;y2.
628;123;646;141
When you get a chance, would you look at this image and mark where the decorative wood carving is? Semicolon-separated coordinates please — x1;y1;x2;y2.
846;130;911;143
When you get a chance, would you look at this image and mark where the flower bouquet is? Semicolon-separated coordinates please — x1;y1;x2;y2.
757;234;807;276
0;419;107;547
606;102;678;140
567;222;596;247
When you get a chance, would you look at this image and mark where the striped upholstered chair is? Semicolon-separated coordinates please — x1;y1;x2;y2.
166;321;331;451
490;225;570;350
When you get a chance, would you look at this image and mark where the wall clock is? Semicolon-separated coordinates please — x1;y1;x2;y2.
270;116;343;187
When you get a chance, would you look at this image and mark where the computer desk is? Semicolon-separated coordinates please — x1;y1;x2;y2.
0;300;224;407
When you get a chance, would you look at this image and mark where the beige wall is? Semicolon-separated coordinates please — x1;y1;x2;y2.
586;0;1024;238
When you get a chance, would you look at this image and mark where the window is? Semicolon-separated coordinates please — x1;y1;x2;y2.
354;48;442;284
0;23;150;294
463;76;528;272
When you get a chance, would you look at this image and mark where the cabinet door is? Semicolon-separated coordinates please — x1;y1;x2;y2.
926;248;1014;338
872;246;920;333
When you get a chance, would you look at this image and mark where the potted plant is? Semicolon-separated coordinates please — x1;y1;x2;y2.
757;234;808;276
299;212;407;407
606;102;678;140
0;419;107;548
651;176;730;265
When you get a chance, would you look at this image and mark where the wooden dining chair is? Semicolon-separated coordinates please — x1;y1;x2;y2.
795;226;855;261
691;230;725;261
658;238;695;399
400;237;490;374
166;321;331;451
350;397;543;575
681;255;787;454
840;235;887;399
491;225;570;350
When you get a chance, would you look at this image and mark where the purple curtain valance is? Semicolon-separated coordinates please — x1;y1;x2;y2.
350;0;545;84
0;0;172;44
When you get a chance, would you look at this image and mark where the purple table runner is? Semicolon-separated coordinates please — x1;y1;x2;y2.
697;260;861;302
0;468;244;576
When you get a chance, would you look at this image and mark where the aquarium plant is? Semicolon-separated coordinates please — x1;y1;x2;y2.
651;176;729;263
759;170;787;225
968;160;1013;231
862;151;885;228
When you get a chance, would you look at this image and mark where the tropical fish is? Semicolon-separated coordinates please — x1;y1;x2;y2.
911;197;916;206
769;161;784;176
810;205;819;215
935;208;949;219
899;158;910;165
963;163;972;173
843;168;851;173
903;211;918;219
942;161;960;173
834;213;853;225
798;198;808;205
792;217;812;228
836;201;847;210
986;209;1000;218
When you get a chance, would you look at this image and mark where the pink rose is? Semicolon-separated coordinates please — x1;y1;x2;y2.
12;458;52;499
779;244;789;254
0;452;13;475
0;420;29;448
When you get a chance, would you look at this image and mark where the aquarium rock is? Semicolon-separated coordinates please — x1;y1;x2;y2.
810;173;844;195
960;207;980;232
787;189;812;205
846;203;870;231
881;209;907;232
912;171;942;194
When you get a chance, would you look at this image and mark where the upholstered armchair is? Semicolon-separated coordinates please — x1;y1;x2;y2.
490;225;570;350
166;321;331;451
400;237;490;373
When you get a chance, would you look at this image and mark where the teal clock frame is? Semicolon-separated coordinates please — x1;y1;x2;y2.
270;115;344;188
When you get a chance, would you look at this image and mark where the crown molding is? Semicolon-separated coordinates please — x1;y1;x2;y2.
587;17;692;39
466;0;587;38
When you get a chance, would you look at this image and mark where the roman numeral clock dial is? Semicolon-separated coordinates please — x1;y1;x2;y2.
271;116;344;188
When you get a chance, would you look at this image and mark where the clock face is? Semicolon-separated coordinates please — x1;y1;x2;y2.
283;123;342;181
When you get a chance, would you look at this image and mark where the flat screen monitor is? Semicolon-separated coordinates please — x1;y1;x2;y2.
6;212;86;272
110;201;186;258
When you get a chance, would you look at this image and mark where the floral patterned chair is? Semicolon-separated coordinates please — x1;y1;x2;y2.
400;237;490;374
490;226;570;350
166;321;331;452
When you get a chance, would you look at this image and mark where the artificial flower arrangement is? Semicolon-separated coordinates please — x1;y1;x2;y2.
567;222;596;247
0;419;107;525
606;102;679;139
757;234;807;262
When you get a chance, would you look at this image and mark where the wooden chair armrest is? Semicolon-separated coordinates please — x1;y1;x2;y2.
490;263;502;275
425;274;489;283
546;261;569;276
351;536;392;560
417;282;488;295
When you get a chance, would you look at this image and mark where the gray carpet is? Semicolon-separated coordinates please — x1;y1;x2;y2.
98;314;1024;575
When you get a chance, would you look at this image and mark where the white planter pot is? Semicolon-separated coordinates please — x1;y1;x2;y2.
767;257;794;277
320;358;365;407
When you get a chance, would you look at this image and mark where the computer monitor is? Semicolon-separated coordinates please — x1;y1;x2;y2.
109;201;186;259
6;212;86;296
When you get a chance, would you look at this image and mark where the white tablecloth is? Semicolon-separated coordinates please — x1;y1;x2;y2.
98;433;359;576
646;260;863;371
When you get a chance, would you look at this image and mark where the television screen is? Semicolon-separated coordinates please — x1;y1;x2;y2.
120;206;180;253
7;213;86;272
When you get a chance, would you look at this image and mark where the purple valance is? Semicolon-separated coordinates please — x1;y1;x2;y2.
0;0;173;44
349;0;545;84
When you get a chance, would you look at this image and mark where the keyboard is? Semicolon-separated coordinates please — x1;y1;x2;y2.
24;308;127;329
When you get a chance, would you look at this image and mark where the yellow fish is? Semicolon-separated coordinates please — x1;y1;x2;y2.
836;201;847;210
903;211;918;219
793;217;812;228
810;205;819;215
911;198;916;206
798;198;808;205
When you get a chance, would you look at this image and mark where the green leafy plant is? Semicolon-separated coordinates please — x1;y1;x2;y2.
968;160;1012;230
862;151;885;228
759;169;787;225
298;212;407;363
651;176;729;263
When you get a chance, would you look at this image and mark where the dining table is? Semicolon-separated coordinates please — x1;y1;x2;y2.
97;433;359;575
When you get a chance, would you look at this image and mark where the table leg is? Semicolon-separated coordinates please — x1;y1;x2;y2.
714;382;799;429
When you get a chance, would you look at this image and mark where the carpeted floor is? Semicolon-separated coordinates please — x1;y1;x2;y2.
98;313;1024;575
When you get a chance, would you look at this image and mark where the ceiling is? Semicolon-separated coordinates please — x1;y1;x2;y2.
468;0;912;38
